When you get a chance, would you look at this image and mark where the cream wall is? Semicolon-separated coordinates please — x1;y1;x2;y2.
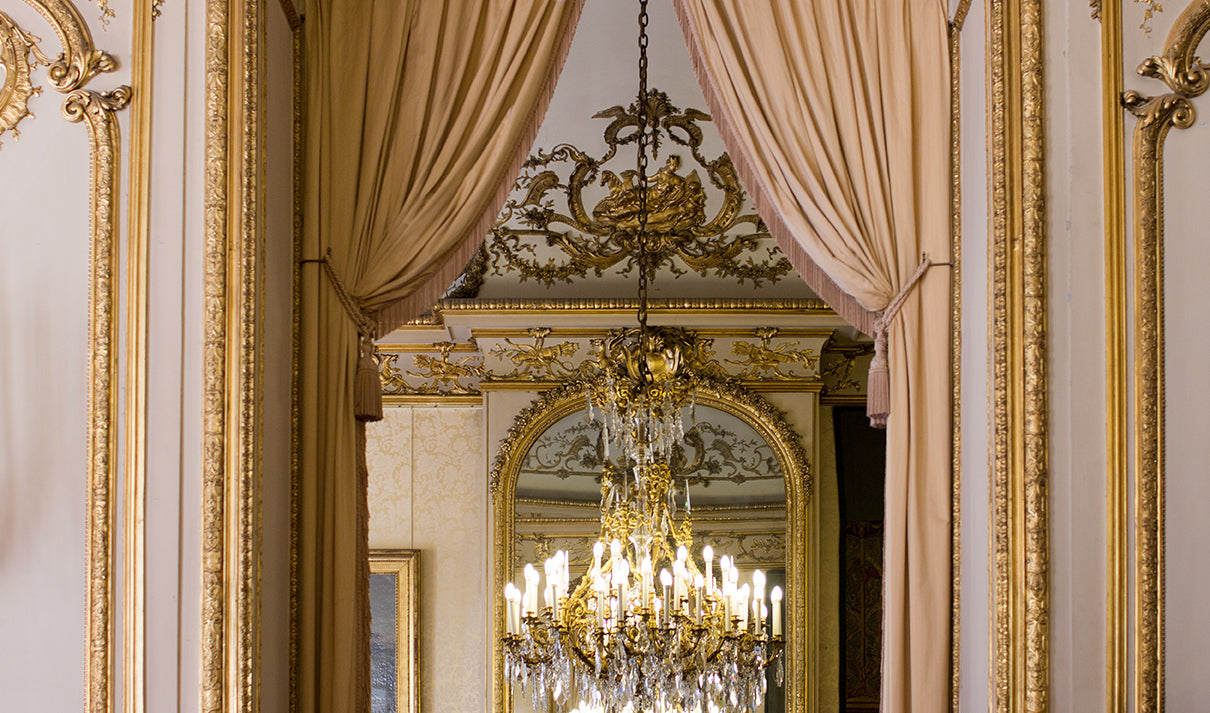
367;406;488;713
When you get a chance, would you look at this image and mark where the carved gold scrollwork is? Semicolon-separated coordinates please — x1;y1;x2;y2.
488;327;581;380
378;343;485;396
488;89;792;287
1122;3;1210;711
23;0;116;92
723;327;820;381
0;11;49;146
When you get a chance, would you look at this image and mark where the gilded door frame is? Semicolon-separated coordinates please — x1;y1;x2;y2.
987;1;1051;712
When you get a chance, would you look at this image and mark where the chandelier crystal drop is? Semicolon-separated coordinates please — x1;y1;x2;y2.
501;1;784;710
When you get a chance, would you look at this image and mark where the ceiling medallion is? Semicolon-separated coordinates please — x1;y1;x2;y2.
488;90;792;287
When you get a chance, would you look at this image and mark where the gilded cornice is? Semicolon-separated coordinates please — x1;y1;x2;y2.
377;327;841;398
1121;3;1210;710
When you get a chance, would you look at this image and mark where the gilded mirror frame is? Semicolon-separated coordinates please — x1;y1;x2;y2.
489;376;815;713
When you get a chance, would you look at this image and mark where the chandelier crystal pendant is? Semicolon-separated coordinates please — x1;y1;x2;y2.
500;2;785;711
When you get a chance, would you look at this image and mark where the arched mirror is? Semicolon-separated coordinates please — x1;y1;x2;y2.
490;377;816;713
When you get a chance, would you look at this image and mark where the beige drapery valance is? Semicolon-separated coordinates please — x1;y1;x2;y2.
298;1;583;709
672;1;952;710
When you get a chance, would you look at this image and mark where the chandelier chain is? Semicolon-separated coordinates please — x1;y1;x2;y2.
636;0;650;337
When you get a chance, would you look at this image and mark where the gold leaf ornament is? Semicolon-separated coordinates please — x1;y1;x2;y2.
0;11;50;147
489;89;793;287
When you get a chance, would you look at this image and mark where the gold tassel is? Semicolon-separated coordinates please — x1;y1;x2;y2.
354;336;383;422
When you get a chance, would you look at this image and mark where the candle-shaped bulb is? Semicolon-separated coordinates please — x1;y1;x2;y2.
753;569;766;600
702;544;713;563
610;539;622;560
770;585;783;637
677;545;688;563
660;568;672;588
729;566;740;586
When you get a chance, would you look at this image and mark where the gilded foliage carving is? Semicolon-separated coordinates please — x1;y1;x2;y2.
488;89;792;287
724;327;819;380
487;327;581;380
819;344;874;396
379;343;484;396
0;12;49;146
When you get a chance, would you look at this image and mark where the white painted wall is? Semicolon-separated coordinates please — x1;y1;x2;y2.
956;1;991;709
0;1;130;709
1046;3;1109;711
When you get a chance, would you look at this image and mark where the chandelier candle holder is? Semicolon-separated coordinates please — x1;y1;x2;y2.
503;536;784;713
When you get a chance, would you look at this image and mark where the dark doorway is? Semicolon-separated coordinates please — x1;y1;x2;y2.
834;406;886;713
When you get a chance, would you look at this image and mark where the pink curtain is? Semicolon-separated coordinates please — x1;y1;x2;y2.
298;1;584;709
672;1;952;710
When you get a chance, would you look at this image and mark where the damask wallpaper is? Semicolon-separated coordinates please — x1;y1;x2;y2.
367;406;487;713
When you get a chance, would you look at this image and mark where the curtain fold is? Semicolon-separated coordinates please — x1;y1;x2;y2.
671;1;951;710
298;1;583;709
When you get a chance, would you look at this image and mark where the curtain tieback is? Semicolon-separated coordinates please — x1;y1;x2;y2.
302;252;384;422
866;253;941;429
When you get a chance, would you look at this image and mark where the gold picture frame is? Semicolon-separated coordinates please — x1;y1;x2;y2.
370;549;420;713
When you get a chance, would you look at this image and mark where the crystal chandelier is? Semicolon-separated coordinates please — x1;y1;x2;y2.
500;3;784;711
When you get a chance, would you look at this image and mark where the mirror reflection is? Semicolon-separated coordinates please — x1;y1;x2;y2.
506;401;790;713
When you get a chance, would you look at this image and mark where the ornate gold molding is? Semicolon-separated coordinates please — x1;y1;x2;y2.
288;10;304;712
201;0;261;710
0;11;49;145
1122;3;1210;711
948;19;963;713
23;0;116;92
1102;1;1129;711
989;0;1049;711
123;1;155;711
12;3;129;712
435;296;833;314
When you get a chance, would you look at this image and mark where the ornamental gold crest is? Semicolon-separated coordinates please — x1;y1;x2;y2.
489;89;792;286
